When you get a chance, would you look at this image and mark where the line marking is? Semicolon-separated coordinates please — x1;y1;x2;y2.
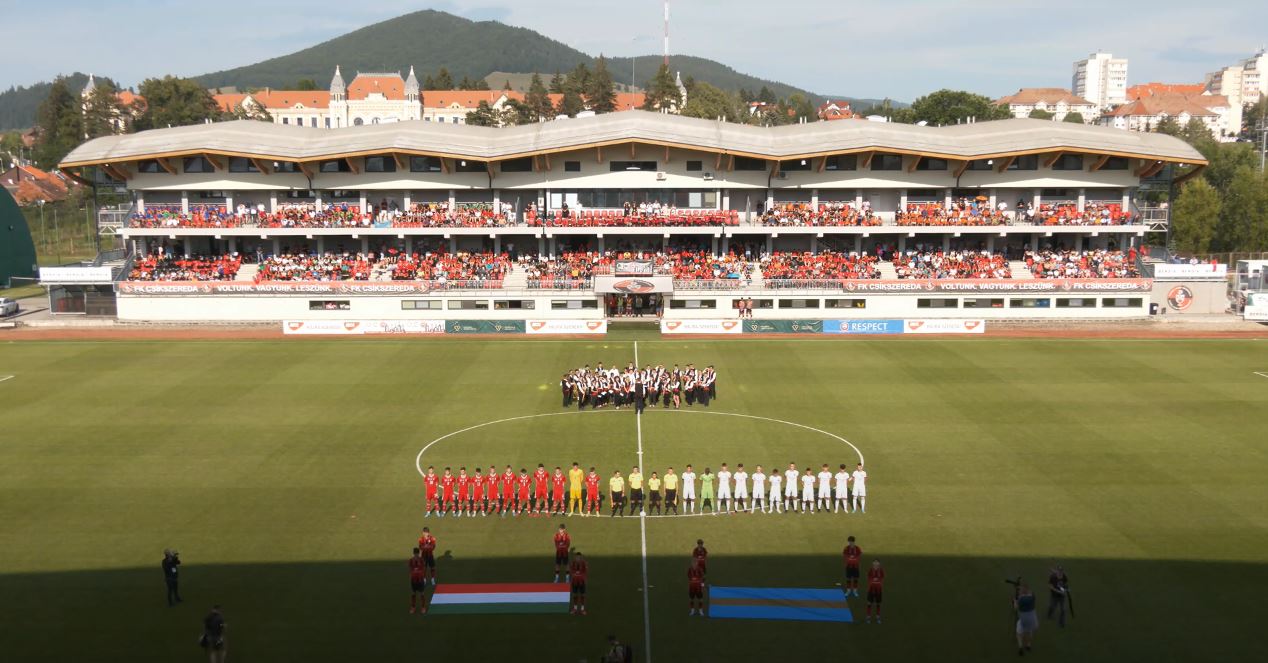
0;375;13;383
1255;372;1268;379
634;341;653;663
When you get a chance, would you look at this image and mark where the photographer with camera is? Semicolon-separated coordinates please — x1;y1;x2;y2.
162;549;182;607
1048;565;1070;627
1013;582;1039;656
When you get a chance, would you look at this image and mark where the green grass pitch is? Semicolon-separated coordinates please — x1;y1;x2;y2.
1;333;1266;661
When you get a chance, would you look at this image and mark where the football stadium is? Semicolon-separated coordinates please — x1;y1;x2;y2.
5;7;1268;662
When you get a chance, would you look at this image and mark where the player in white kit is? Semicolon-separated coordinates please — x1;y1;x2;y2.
767;471;783;513
716;463;733;514
834;463;851;513
750;465;767;513
816;464;833;511
732;464;749;512
783;463;800;512
681;464;697;513
851;463;868;513
800;468;816;513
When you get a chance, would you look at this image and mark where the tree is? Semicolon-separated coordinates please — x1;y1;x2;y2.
787;93;815;122
566;63;591;95
133;76;220;131
1242;97;1265;136
548;71;565;94
465;101;501;127
906;89;1012;126
1180;117;1212;144
524;73;553;122
32;78;83;170
1062;111;1085;124
1027;108;1054;120
1170;179;1221;255
680;82;739;121
226;99;272;122
502;79;513;91
1216;167;1268;251
756;86;776;104
1153;116;1182;137
556;88;585;118
0;131;23;165
295;79;319;91
457;76;475;90
640;63;681;112
1197;140;1257;193
500;98;536;126
83;80;126;138
432;68;454;90
586;56;617;114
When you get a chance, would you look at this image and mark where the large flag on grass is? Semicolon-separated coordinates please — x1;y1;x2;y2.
709;586;853;623
428;583;571;615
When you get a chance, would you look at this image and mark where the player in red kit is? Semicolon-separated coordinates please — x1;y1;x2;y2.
423;466;439;518
687;559;706;616
692;539;709;576
843;535;862;597
417;528;438;585
516;468;532;516
584;468;602;516
409;547;427;613
440;468;456;517
551;467;567;515
532;464;550;515
455;468;470;518
484;466;498;515
500;466;515;517
866;559;885;624
569;551;588;615
472;468;486;516
553;524;572;583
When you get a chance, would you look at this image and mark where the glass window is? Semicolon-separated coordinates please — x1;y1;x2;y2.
320;159;350;173
915;158;948;171
669;299;718;309
551;300;599;310
966;159;994;171
447;300;489;310
780;159;812;171
183;157;213;173
564;161;581;172
500;157;533;173
1056;298;1097;308
610;161;658;172
871;154;903;171
401;300;443;310
364;156;397;173
274;161;299;173
917;298;959;308
228;157;259;173
825;298;866;309
411;156;442;172
1009;298;1051;309
137;160;162;173
1008;155;1039;170
733;157;766;171
494;300;536;310
779;298;821;309
824;154;857;171
1051;154;1084;170
1101;157;1129;170
454;159;485;172
1101;297;1143;308
309;300;350;311
963;298;1004;309
686;160;703;172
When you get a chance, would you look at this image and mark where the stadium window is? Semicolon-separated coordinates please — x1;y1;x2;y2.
551;300;599;310
686;160;703;172
914;158;948;171
308;300;350;311
228;157;259;173
274;162;299;173
564;161;581;172
447;300;489;310
966;159;994;171
749;298;775;309
183;157;214;173
1009;298;1051;309
916;298;959;308
285;190;315;199
494;300;536;310
824;155;858;171
311;117;318;127
320;159;351;173
401;300;443;310
1008;155;1039;170
732;157;767;171
1101;297;1143;308
501;158;533;173
137;160;162;173
1056;298;1098;308
610;161;659;172
825;298;866;309
779;159;812;172
1041;189;1072;198
1051;154;1084;170
454;159;486;173
364;156;397;173
197;191;227;199
778;298;821;309
411;156;442;172
669;299;718;309
1101;157;1129;170
327;190;358;200
962;298;1004;309
871;154;903;171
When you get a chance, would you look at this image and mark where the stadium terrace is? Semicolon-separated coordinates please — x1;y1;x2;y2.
57;111;1207;323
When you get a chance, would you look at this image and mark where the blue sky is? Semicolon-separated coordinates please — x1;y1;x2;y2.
4;0;1264;100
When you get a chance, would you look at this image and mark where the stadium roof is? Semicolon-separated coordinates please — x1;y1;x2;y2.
60;110;1206;170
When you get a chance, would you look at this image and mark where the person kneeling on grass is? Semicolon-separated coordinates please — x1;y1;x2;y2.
1014;583;1038;655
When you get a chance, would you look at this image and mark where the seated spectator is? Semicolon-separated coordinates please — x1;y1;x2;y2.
759;251;880;282
1024;249;1138;278
892;249;1011;279
128;252;242;281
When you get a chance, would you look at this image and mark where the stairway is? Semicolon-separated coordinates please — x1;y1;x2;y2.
874;262;899;280
502;264;529;289
235;264;258;282
1008;260;1031;279
748;262;765;288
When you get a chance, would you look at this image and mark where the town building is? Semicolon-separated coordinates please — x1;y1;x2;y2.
1072;52;1129;109
995;88;1098;122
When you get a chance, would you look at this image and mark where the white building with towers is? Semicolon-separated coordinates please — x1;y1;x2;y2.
216;66;423;129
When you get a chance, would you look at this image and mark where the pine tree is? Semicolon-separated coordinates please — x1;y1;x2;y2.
83;80;126;138
465;101;501;127
549;71;565;94
587;56;617;114
640;64;681;112
33;78;83;170
133;76;219;131
433;68;455;90
557;88;585;118
525;73;553;121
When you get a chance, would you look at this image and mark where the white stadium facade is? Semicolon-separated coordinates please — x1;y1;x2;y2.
55;111;1215;332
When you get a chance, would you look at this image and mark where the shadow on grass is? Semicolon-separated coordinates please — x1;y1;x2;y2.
2;553;1264;662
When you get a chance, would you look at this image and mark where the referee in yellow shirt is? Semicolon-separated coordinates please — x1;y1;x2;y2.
628;466;644;515
609;471;625;518
568;462;585;516
647;472;663;515
663;467;679;515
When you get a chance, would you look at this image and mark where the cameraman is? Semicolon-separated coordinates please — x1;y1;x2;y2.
162;549;182;607
1014;583;1038;656
1047;565;1069;627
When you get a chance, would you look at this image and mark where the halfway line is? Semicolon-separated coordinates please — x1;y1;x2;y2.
634;340;652;663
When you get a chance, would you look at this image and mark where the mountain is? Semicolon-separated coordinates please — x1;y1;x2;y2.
0;73;96;131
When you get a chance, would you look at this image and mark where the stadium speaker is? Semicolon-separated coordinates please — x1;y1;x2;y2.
0;187;39;286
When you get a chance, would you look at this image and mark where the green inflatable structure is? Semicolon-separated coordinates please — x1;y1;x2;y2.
0;187;38;285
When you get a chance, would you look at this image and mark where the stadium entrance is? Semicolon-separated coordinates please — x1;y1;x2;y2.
603;292;662;317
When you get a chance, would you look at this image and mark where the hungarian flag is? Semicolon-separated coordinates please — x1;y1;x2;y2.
428;583;570;615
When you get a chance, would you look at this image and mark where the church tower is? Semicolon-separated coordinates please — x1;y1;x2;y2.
404;66;421;121
329;65;348;128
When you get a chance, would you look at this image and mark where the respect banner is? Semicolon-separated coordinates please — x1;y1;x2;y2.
823;319;905;335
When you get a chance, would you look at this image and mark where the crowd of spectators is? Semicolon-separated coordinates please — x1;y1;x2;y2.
129;202;517;229
892;250;1011;279
760;252;881;281
526;204;739;227
896;200;1007;227
760;202;881;227
1016;201;1133;226
128;252;242;281
1023;249;1138;279
253;250;510;283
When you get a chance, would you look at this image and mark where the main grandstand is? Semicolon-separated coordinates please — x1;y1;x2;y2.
57;111;1204;323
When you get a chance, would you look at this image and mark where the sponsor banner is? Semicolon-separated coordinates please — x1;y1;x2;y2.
525;319;607;335
838;279;1152;294
1243;305;1268;322
660;319;742;334
742;319;823;334
823;319;905;335
283;320;445;335
1153;264;1227;280
595;276;674;293
119;281;434;296
446;320;526;334
614;260;655;276
39;266;114;284
903;319;986;334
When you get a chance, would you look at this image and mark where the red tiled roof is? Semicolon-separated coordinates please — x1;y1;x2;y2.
348;75;405;101
995;87;1094;106
1127;83;1207;101
215;90;331;111
424;90;509;109
540;92;646;111
1104;94;1219;118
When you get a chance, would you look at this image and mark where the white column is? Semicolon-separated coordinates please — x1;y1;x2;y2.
537;236;545;256
272;238;281;255
1122;189;1130;210
269;191;278;214
811;188;819;209
900;188;908;211
225;193;234;213
448;189;456;209
716;188;723;210
989;188;997;211
314;191;323;208
406;236;413;255
722;190;730;211
598;236;605;253
403;191;412;209
494;236;501;253
765;235;773;254
855;190;863;210
1032;190;1040;211
1077;188;1086;212
899;236;907;252
766;189;774;213
359;190;367;214
944;188;952;207
711;236;719;256
180;191;189;215
1075;235;1083;251
810;237;818;253
492;189;500;210
854;236;862;254
136;191;145;213
318;236;325;254
987;236;996;253
942;235;950;251
1030;235;1039;251
449;237;457;253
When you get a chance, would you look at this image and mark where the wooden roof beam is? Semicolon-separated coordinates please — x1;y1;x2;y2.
596;146;603;163
393;152;407;171
102;163;130;181
1173;164;1206;186
1134;159;1161;177
859;151;875;169
953;159;970;178
1042;151;1064;169
440;158;450;174
250;158;273;174
543;153;551;172
155;157;177;175
203;154;225;171
996;156;1016;173
298;161;315;179
486;161;495;179
1089;154;1111;172
906;155;923;173
1141;161;1167;179
345;157;361;174
664;145;671;163
60;168;93;187
770;160;780;178
726;154;735;172
818;156;829;173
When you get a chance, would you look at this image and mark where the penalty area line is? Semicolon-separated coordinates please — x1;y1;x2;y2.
0;375;14;383
1254;372;1268;379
